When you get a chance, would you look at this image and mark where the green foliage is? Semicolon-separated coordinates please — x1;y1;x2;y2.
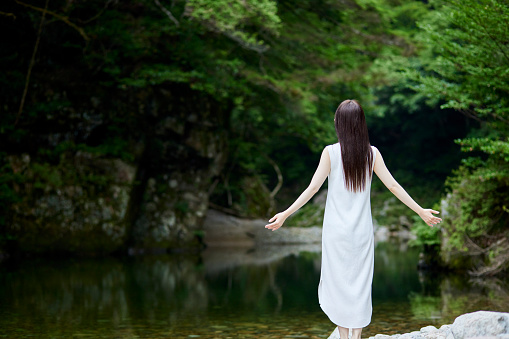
382;0;509;272
458;138;509;172
4;0;441;223
207;0;435;212
403;0;509;129
409;215;441;247
2;0;507;263
442;159;509;253
186;0;281;50
29;151;114;193
1;140;130;209
438;137;508;272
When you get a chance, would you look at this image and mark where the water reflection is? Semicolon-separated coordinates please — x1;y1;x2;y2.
409;275;509;325
0;242;507;338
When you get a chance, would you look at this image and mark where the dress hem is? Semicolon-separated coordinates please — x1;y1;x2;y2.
319;302;371;329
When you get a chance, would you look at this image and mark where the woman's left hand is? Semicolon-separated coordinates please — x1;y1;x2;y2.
265;212;288;231
418;209;442;227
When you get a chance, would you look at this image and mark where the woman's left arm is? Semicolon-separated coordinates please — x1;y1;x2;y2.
265;147;331;231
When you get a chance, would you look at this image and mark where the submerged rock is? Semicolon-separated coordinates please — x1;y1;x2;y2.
327;311;509;339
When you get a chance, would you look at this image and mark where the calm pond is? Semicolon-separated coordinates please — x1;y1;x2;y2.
0;241;507;338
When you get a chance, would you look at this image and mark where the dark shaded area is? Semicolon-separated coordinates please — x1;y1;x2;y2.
369;87;479;205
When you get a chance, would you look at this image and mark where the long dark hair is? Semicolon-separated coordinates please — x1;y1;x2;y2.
334;99;373;192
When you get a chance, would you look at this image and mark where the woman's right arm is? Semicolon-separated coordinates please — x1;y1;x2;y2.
373;147;442;227
265;146;331;231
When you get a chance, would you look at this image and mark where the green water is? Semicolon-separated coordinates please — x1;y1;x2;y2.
0;242;507;338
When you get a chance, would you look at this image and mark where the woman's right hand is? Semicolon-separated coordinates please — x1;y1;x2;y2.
265;212;288;232
419;209;442;227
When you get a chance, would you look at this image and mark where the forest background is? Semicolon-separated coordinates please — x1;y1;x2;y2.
0;0;508;276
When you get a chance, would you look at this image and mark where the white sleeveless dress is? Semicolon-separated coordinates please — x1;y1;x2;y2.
318;143;377;328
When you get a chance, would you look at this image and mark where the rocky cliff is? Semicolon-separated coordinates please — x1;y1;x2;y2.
3;85;228;256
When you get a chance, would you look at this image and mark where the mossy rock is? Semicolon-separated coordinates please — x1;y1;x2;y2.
7;154;135;255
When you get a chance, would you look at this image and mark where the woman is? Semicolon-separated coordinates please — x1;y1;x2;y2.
265;99;442;339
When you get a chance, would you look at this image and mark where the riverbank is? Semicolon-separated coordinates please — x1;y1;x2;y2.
203;209;414;247
328;311;509;339
203;209;322;247
0;208;411;259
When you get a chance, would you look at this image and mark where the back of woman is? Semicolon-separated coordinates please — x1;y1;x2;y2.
265;99;441;339
323;142;376;251
319;100;377;329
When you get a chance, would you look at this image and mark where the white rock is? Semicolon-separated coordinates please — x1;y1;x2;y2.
374;335;393;339
439;325;451;332
421;326;438;333
451;311;509;339
439;324;453;339
336;311;509;339
399;332;424;339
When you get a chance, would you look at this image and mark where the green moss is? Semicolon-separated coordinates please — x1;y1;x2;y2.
5;144;134;255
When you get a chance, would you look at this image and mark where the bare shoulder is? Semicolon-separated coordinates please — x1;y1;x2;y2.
322;145;331;159
371;145;381;157
370;145;379;158
372;146;385;170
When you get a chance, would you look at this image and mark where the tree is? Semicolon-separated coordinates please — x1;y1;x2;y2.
1;0;426;253
392;0;509;275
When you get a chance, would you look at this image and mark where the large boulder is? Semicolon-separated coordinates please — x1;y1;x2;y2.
450;311;509;339
8;153;136;254
357;311;509;339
